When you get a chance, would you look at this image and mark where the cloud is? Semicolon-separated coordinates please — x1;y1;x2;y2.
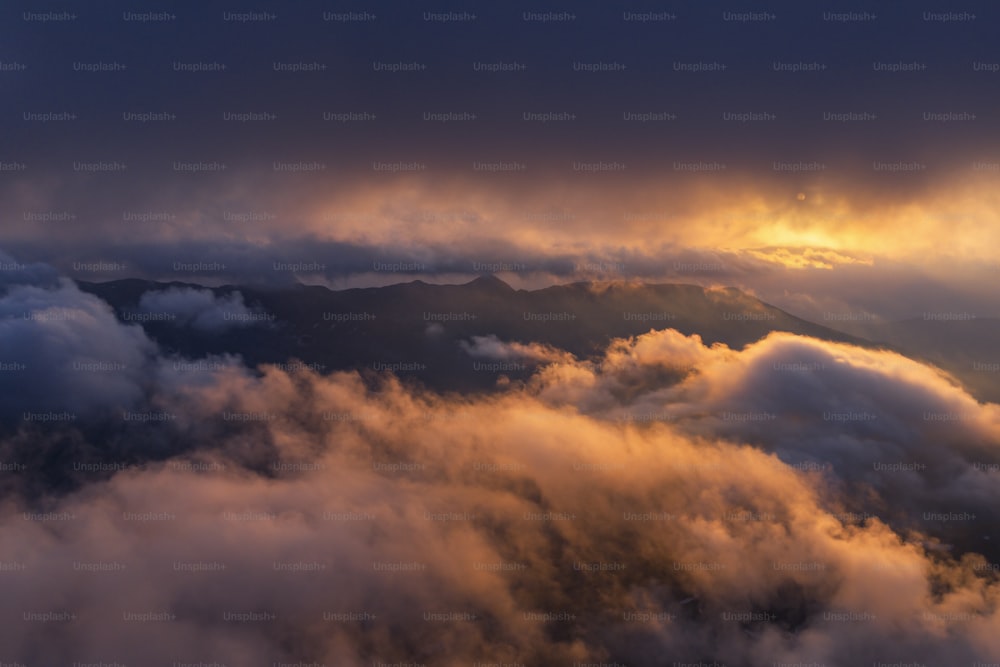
460;334;575;364
1;315;1000;663
530;329;1000;553
3;173;1000;323
745;246;875;270
138;287;270;332
0;249;62;292
0;275;155;420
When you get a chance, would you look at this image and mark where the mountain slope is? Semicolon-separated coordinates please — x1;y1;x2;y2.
77;277;873;392
825;317;1000;403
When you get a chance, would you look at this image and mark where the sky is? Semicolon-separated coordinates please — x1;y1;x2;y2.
2;0;999;320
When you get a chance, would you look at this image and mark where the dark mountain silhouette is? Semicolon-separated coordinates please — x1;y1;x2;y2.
77;276;873;392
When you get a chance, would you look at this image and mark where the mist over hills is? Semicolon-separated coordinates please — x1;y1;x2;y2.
77;275;869;392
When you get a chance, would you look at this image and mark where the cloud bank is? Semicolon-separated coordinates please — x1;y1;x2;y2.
138;287;267;332
1;258;999;665
0;273;155;420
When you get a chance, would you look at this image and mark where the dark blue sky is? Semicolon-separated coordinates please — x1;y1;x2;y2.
3;0;998;171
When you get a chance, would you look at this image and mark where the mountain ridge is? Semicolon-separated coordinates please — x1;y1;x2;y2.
76;276;876;392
